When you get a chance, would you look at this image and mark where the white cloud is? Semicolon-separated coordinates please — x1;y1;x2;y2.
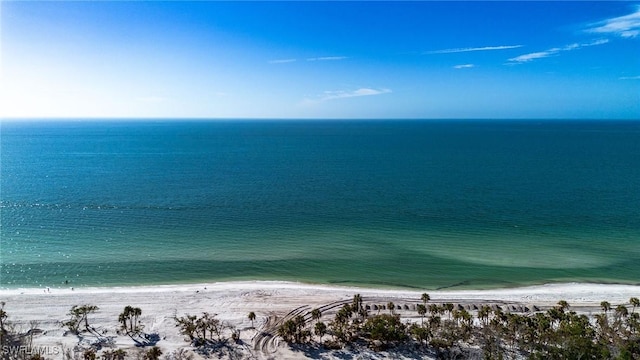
453;64;475;69
586;6;640;38
302;88;391;105
321;88;391;101
508;49;561;63
507;39;609;64
582;38;610;47
306;56;348;61
269;58;297;64
270;56;347;63
425;45;522;54
619;75;640;80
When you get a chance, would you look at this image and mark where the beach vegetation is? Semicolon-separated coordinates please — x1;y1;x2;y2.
361;314;407;350
101;349;127;360
82;348;96;360
174;314;197;342
328;304;357;344
630;297;640;314
163;349;193;360
0;308;48;360
143;346;162;360
314;321;327;342
271;295;640;359
416;304;427;325
0;302;7;335
311;308;322;324
247;312;256;328
409;322;429;347
62;305;99;334
4;292;640;360
174;312;235;349
386;302;395;315
352;294;366;321
421;293;431;305
0;302;7;350
277;315;310;344
443;303;454;320
118;306;143;335
231;328;240;343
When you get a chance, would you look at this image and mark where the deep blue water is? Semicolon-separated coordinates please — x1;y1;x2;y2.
1;120;639;289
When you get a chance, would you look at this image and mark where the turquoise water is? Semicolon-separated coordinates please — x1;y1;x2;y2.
1;120;639;289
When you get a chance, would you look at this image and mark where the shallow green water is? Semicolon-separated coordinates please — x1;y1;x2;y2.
2;120;639;289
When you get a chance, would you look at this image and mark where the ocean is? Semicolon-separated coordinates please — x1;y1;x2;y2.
1;119;639;290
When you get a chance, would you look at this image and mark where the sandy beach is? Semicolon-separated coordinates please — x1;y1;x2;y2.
2;281;639;359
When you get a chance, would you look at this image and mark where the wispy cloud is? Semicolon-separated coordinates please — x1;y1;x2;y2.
453;64;475;69
269;58;297;64
321;88;391;101
306;56;348;61
303;88;391;105
507;39;609;64
619;75;640;80
269;56;347;64
425;45;522;54
586;6;640;38
508;49;560;63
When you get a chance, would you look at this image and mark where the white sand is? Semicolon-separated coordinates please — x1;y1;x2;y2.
2;281;639;359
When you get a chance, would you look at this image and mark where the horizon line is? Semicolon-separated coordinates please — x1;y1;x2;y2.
2;117;639;122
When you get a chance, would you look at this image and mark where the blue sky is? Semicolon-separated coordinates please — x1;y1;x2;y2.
1;1;639;119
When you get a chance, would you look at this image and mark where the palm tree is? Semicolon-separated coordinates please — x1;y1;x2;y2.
248;312;256;328
478;305;491;327
421;293;430;306
357;306;369;321
352;294;363;314
428;315;441;330
277;319;297;343
102;349;127;360
353;294;366;321
335;305;351;325
556;300;569;312
428;304;439;317
630;297;640;314
119;306;143;335
387;302;395;315
314;321;327;343
547;307;564;327
417;304;427;326
601;301;611;314
452;309;461;326
444;303;454;320
457;309;473;342
293;315;308;343
460;309;473;328
594;313;609;330
615;305;629;320
311;308;322;324
144;346;162;360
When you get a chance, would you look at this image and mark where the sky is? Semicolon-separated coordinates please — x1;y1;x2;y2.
1;1;639;120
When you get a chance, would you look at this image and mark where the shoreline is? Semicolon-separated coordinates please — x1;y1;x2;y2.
3;280;639;304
